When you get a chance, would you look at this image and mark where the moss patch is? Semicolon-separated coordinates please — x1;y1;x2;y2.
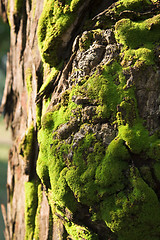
34;0;160;238
64;221;98;240
36;51;160;237
115;14;160;66
37;0;85;66
19;123;35;163
25;180;38;240
100;168;160;240
25;68;32;96
113;0;153;14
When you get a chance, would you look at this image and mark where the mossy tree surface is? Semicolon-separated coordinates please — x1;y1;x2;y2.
1;0;160;239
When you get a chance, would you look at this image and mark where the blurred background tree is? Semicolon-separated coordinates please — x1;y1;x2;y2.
0;16;9;102
0;16;10;240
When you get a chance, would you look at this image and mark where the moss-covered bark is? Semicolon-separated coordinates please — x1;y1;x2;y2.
1;0;160;239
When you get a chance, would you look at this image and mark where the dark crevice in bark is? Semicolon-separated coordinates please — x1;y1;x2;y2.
13;14;21;35
0;0;7;21
28;130;39;181
20;2;27;61
124;142;153;168
3;87;18;125
150;167;160;201
47;207;53;240
36;61;43;92
89;0;117;19
73;203;117;240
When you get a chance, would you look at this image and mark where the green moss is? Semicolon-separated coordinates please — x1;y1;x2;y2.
118;122;150;154
14;0;23;15
121;47;155;67
38;60;135;130
65;133;103;205
140;166;156;189
37;0;85;66
114;0;152;14
36;128;51;187
79;31;94;51
115;14;160;66
116;97;138;126
64;221;98;240
61;90;70;106
25;68;32;96
95;138;129;195
49;167;77;211
147;138;160;160
37;117;105;211
34;184;43;239
115;15;160;49
70;0;85;12
19;123;35;163
36;102;42;130
42;99;78;131
37;91;160;238
35;2;160;238
83;62;135;120
38;67;59;96
37;126;77;210
36;54;160;238
100;169;160;240
153;162;160;181
25;180;38;240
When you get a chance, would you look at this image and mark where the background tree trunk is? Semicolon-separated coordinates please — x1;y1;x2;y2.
1;0;160;239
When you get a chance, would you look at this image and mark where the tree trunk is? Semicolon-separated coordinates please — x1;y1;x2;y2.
1;0;160;239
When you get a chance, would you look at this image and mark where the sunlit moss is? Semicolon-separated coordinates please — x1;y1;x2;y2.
64;221;98;240
37;0;84;66
34;0;160;239
25;180;38;240
115;14;160;66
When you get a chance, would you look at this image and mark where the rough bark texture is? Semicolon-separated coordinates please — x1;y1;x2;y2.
1;0;160;239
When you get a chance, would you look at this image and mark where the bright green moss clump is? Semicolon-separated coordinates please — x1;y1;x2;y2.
64;221;98;240
118;123;150;154
115;15;160;48
95;138;129;195
37;0;85;66
115;14;160;66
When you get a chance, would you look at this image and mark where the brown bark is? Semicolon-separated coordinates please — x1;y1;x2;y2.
0;0;43;238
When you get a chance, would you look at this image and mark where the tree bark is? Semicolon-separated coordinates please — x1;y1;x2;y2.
1;0;160;239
